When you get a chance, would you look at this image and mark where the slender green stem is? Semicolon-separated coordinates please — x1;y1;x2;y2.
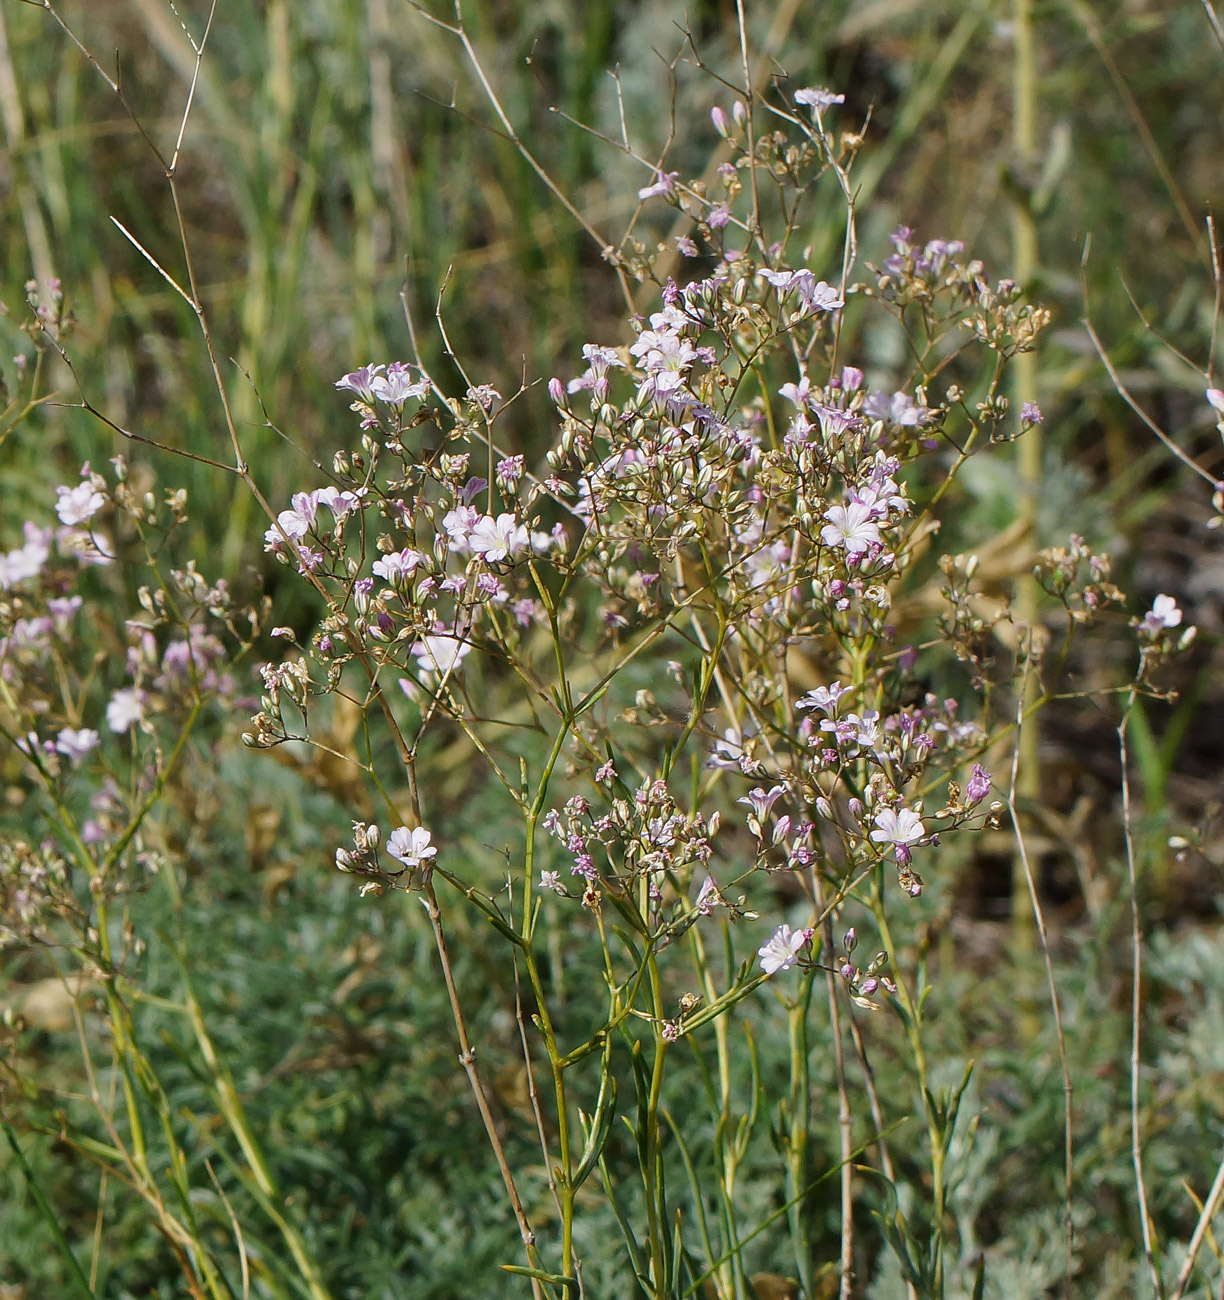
1011;0;1043;958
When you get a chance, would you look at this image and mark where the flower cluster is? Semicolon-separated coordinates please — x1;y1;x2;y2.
3;460;262;885
541;783;723;924
334;820;437;895
245;86;1100;988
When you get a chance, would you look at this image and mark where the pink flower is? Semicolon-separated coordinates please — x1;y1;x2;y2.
335;364;384;402
638;170;679;200
442;505;480;552
966;765;992;805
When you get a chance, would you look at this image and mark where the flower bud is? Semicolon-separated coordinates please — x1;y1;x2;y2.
711;105;730;138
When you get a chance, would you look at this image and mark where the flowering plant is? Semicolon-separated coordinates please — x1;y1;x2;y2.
1;9;1206;1300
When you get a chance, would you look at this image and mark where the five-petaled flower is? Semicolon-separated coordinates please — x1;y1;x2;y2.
469;513;529;563
821;502;881;555
757;924;811;975
386;826;437;870
870;807;925;866
56;481;105;527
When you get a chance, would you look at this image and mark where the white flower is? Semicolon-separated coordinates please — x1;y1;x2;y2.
468;513;529;562
55;727;100;763
315;486;360;522
1143;593;1183;631
820;502;881;554
796;279;845;313
794;87;844;110
0;532;51;588
372;548;426;582
411;634;472;682
386;825;437;869
371;362;428;408
442;505;480;552
55;481;105;526
796;681;846;714
106;688;145;732
707;727;751;770
629;328;695;393
864;390;926;426
1207;387;1224;415
757;924;810;975
870;806;925;848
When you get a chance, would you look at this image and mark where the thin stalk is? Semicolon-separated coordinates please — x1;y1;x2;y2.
872;888;947;1296
420;882;547;1297
1119;690;1164;1299
642;953;672;1299
814;894;853;1300
785;971;818;1298
1011;0;1043;957
1006;681;1076;1293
